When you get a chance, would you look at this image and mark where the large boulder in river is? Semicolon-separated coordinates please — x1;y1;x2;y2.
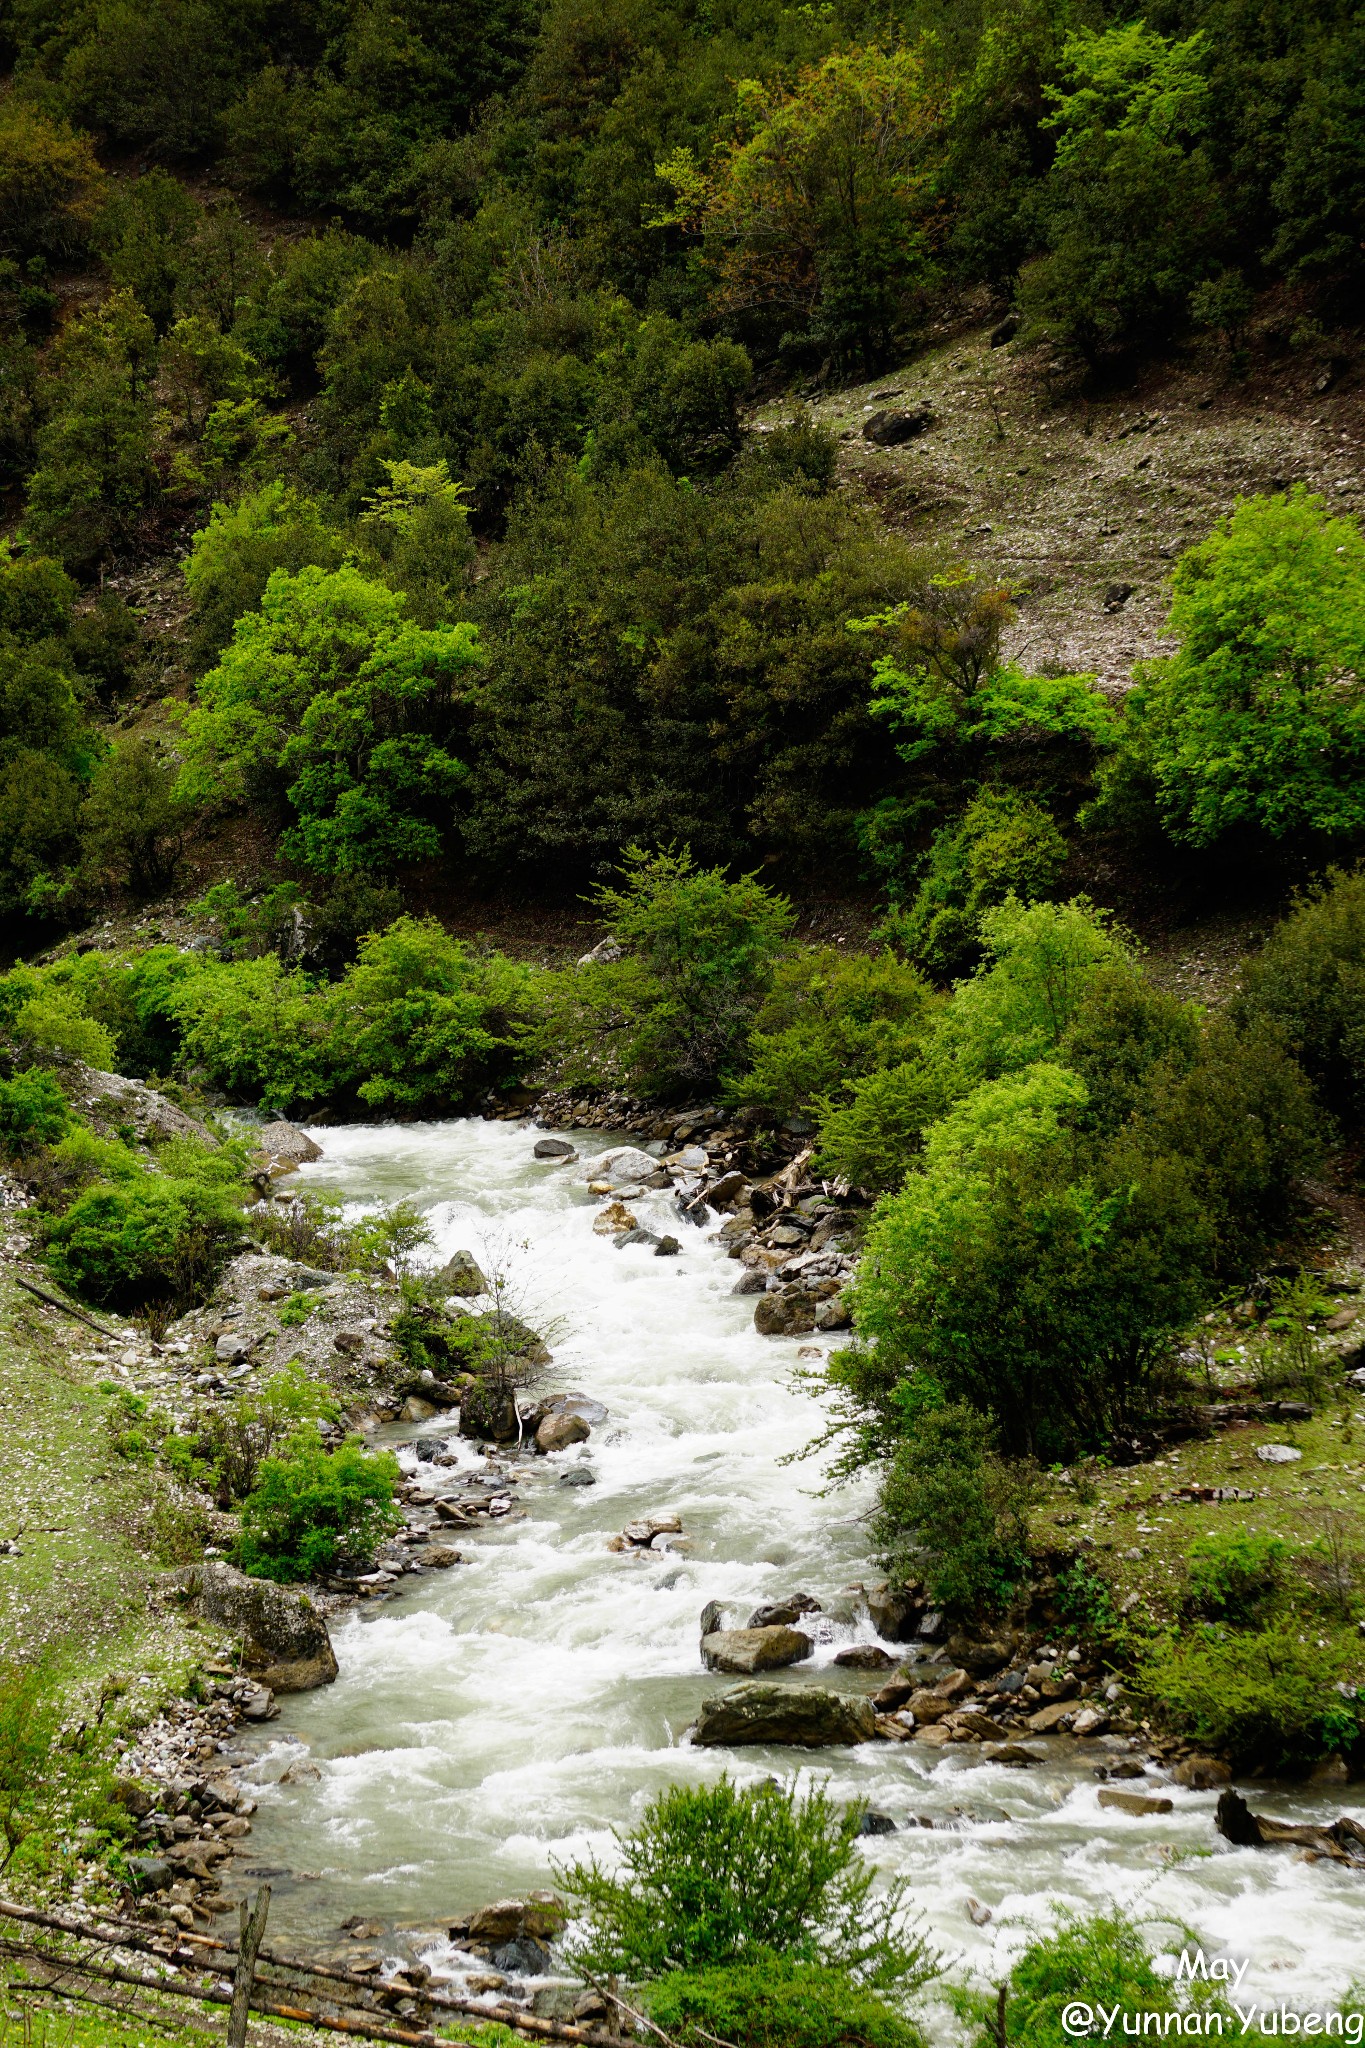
436;1249;487;1295
188;1562;338;1692
754;1288;817;1336
590;1146;660;1186
701;1626;812;1675
692;1683;877;1748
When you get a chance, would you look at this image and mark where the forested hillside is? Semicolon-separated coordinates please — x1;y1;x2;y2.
1;5;1365;2035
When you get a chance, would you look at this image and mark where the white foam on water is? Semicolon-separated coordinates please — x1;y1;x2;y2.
240;1117;1365;2006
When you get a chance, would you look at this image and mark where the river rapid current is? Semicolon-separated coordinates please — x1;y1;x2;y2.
238;1117;1364;2009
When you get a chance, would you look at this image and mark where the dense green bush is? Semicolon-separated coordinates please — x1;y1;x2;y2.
971;1910;1196;2048
44;1167;243;1309
1234;868;1365;1121
1183;1529;1288;1623
168;954;334;1111
562;847;793;1097
182;481;343;667
736;948;933;1120
887;790;1068;981
560;1776;936;1993
176;563;479;873
1138;1626;1363;1766
0;1068;69;1156
646;1958;927;2048
235;1431;402;1582
874;1401;1035;1611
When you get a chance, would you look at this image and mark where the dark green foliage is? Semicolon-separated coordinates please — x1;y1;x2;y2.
559;1776;936;1993
235;1431;402;1582
44;1170;243;1310
889;790;1067;980
562;846;792;1097
1234;867;1365;1121
0;548;75;642
815;1059;943;1194
94;169;200;330
875;1401;1034;1612
645;1959;927;2048
0;1068;69;1157
80;737;189;894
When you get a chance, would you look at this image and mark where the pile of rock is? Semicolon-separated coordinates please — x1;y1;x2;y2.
607;1512;685;1553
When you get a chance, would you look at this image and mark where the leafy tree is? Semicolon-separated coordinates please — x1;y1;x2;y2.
975;1911;1194;2048
0;102;106;262
60;0;246;158
1019;23;1221;359
80;737;189;895
0;546;75;643
566;845;793;1096
177;563;479;873
1102;490;1365;846
658;45;941;367
354;457;475;625
168;954;336;1112
236;1430;402;1582
1234;867;1365;1119
736;947;934;1120
44;1171;243;1309
334;915;545;1111
560;1776;937;1992
94;169;200;331
887;789;1067;980
182;481;343;667
1268;23;1365;285
876;1401;1035;1611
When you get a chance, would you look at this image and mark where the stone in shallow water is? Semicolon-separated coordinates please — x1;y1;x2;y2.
701;1625;813;1675
692;1682;877;1748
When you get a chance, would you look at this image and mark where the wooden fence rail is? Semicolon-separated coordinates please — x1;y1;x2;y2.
0;1894;630;2048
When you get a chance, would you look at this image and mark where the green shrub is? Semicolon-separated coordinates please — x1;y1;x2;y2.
1184;1530;1288;1623
736;948;934;1120
198;1364;339;1507
182;480;343;667
646;1958;928;2048
1234;867;1365;1120
559;1776;936;1994
0;103;106;262
816;1060;942;1193
1137;1625;1364;1766
1099;491;1365;847
972;1909;1195;2048
0;1068;69;1156
889;790;1067;980
45;1172;243;1310
235;1431;402;1582
562;846;793;1097
874;1402;1035;1611
80;736;189;895
168;953;335;1112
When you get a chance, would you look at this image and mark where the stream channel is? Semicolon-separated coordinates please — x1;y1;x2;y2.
235;1117;1364;2007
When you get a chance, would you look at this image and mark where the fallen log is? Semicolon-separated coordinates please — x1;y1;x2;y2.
1215;1789;1365;1864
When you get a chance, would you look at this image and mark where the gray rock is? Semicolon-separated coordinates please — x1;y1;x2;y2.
592;1145;660;1186
700;1600;725;1637
437;1249;487;1296
615;1228;660;1248
732;1269;768;1296
862;403;935;446
654;1235;681;1257
815;1298;851;1331
533;1138;577;1160
253;1120;323;1171
701;1625;813;1675
127;1854;174;1890
857;1811;897;1836
866;1579;922;1641
835;1644;894;1670
1256;1443;1302;1464
692;1683;878;1748
215;1333;252;1364
576;938;623;968
754;1288;817;1336
186;1563;338;1692
493;1936;550;1977
558;1466;596;1487
747;1594;820;1628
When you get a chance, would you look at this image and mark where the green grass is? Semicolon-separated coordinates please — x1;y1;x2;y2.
0;1271;200;1729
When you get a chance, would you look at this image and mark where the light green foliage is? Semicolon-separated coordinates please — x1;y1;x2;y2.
346;1199;434;1274
37;944;200;1079
0;1661;66;1873
167;953;335;1112
183;480;343;667
236;1430;402;1581
974;1910;1200;2048
337;916;545;1112
355;457;475;625
1020;23;1219;358
566;846;793;1096
0;545;76;641
1108;491;1365;846
559;1776;937;1993
815;1060;944;1193
1184;1529;1288;1622
177;563;478;872
876;1401;1035;1611
196;1362;339;1506
44;1167;244;1310
1234;866;1365;1117
887;790;1067;980
1138;1626;1363;1766
0;1068;69;1157
737;948;934;1119
645;1958;928;2048
11;977;118;1066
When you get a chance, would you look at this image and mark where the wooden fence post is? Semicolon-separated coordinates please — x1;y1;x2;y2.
227;1885;271;2048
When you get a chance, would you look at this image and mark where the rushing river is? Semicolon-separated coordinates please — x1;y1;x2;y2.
238;1118;1364;2008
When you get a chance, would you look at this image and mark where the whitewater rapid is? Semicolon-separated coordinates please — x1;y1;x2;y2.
236;1118;1364;2006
